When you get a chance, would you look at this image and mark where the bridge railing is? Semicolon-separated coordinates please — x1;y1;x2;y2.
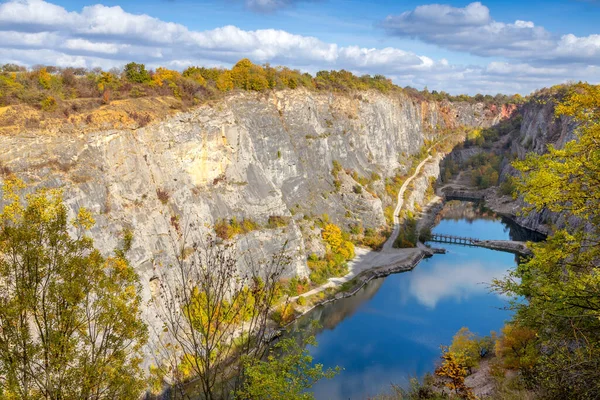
428;233;479;246
443;190;485;201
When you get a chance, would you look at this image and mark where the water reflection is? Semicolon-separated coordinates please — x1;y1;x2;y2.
401;258;508;308
290;201;539;400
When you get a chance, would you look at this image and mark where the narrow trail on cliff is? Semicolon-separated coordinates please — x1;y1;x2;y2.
382;154;433;252
291;150;435;303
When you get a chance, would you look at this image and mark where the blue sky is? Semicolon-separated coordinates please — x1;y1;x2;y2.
0;0;598;94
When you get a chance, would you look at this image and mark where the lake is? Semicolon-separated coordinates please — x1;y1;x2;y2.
294;201;533;400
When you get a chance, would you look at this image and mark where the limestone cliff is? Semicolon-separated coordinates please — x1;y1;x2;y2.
498;97;583;234
0;89;504;308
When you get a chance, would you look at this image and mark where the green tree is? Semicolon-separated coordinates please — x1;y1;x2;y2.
495;83;600;398
124;62;151;83
236;331;339;400
0;179;148;400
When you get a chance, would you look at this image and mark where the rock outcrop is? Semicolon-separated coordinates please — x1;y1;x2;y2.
498;97;585;234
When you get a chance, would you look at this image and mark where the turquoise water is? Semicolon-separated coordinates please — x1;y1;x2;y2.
294;205;524;399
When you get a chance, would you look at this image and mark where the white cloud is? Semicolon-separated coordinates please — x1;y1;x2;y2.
0;0;596;94
405;261;507;308
382;2;491;34
243;0;311;13
554;34;600;62
381;2;599;63
0;0;80;28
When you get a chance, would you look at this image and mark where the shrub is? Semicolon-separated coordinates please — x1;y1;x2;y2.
214;217;260;240
500;176;516;197
296;296;307;306
40;96;57;111
156;188;169;205
267;215;290;228
495;324;538;370
271;304;296;327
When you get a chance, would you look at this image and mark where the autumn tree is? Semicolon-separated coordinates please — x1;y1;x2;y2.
494;324;537;371
322;223;354;260
434;347;476;400
182;66;207;86
152;67;181;87
494;83;600;398
449;327;489;373
216;70;234;92
150;225;290;399
235;329;339;400
0;179;148;400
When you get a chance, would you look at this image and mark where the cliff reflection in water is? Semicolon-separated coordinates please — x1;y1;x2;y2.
292;201;541;400
293;278;384;333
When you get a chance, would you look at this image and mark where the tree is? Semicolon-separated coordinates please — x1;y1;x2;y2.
150;225;290;399
230;59;253;89
495;83;600;398
494;324;537;371
124;62;151;83
235;330;339;400
216;71;234;92
434;347;476;400
449;327;482;373
0;179;148;400
182;66;207;86
152;67;181;87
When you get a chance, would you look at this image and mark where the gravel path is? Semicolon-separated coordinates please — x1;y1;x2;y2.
382;154;433;252
295;154;435;301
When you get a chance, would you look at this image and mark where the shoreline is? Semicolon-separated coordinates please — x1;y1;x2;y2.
278;248;429;333
280;157;545;333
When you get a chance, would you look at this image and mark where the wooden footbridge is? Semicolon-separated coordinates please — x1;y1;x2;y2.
429;233;478;246
427;234;533;256
443;190;485;202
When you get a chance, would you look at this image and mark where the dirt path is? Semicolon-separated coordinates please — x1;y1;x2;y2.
293;153;436;302
382;154;433;252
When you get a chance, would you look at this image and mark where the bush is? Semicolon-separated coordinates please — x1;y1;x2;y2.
267;215;290;228
214;217;260;240
296;296;307;306
40;96;57;111
271;304;296;327
500;176;516;197
156;188;169;205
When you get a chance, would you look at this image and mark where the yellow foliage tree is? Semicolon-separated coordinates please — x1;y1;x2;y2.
152;67;181;87
494;324;537;370
322;223;344;252
216;70;234;92
37;67;52;89
435;347;477;400
450;327;482;372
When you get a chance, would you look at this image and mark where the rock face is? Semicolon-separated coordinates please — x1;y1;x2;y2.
498;98;584;234
0;89;504;323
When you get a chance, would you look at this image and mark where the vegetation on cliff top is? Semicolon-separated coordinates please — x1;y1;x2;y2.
0;59;523;118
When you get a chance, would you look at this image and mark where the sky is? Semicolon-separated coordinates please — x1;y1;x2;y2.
0;0;599;94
